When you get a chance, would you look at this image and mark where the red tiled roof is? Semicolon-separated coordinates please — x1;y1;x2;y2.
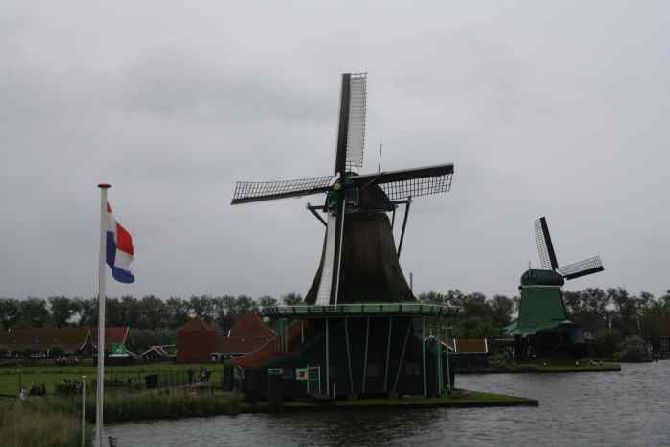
228;313;274;338
217;313;275;355
177;318;218;362
91;327;130;351
0;327;90;353
228;320;303;369
178;318;215;334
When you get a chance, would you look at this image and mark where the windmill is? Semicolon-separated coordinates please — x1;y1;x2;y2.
534;216;604;280
231;73;454;305
505;216;605;358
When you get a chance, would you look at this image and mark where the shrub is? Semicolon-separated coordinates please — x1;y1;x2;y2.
619;335;650;362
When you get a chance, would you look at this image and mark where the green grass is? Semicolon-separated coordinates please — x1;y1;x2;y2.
0;398;90;447
0;363;222;395
502;362;621;373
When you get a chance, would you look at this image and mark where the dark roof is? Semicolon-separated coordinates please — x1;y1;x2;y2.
520;269;565;287
305;212;415;304
0;327;90;353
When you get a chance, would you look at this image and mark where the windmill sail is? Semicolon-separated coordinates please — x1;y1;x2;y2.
324;73;366;304
231;176;335;204
345;73;367;171
315;213;338;305
353;164;454;201
534;217;559;270
558;256;604;280
534;216;604;280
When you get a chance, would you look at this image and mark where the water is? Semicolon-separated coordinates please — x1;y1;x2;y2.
106;362;670;446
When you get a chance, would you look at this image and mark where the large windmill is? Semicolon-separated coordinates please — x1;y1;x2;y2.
505;216;605;358
231;73;453;305
225;73;455;399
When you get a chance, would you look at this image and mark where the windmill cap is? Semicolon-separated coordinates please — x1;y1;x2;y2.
520;269;564;287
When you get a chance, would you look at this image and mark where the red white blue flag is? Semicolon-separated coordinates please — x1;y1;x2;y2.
106;202;134;283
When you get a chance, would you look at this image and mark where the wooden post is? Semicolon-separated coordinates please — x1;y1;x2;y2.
361;317;370;394
325;318;330;397
383;317;393;393
422;317;427;397
392;319;412;395
344;317;354;397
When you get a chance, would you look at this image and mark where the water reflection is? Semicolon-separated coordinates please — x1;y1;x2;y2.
107;362;670;446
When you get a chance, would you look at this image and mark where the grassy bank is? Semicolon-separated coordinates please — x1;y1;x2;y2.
0;398;89;447
244;389;538;412
0;363;222;395
0;386;535;447
88;389;243;423
77;388;534;422
503;362;621;373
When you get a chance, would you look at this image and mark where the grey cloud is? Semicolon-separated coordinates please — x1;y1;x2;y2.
1;1;670;300
120;47;333;124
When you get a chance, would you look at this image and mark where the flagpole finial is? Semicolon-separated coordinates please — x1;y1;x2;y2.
98;183;111;189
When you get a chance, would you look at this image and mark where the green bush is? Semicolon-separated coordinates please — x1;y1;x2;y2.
592;328;622;358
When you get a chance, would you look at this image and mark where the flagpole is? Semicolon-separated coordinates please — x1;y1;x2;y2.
96;183;110;447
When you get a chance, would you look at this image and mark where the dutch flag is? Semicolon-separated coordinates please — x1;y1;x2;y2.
106;202;134;283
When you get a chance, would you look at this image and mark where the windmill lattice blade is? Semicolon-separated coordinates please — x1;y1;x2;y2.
353;164;454;201
534;217;559;270
231;176;333;204
315;213;338;305
346;73;367;171
558;256;604;280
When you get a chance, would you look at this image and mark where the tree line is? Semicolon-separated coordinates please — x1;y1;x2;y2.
0;293;304;333
1;288;668;344
419;288;670;359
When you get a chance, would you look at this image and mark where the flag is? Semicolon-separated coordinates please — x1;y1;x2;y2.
106;202;134;283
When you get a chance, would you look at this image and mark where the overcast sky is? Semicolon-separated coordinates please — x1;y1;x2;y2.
2;1;669;300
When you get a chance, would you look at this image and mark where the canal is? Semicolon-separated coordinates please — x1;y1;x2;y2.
106;362;670;446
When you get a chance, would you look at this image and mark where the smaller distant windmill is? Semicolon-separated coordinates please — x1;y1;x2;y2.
534;216;604;280
505;216;605;359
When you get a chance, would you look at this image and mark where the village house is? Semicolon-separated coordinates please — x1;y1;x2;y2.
0;327;91;358
0;326;133;359
176;314;274;363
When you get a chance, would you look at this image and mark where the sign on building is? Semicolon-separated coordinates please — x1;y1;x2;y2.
295;367;308;381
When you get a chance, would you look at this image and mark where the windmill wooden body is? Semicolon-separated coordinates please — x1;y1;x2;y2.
227;73;455;399
506;216;605;359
